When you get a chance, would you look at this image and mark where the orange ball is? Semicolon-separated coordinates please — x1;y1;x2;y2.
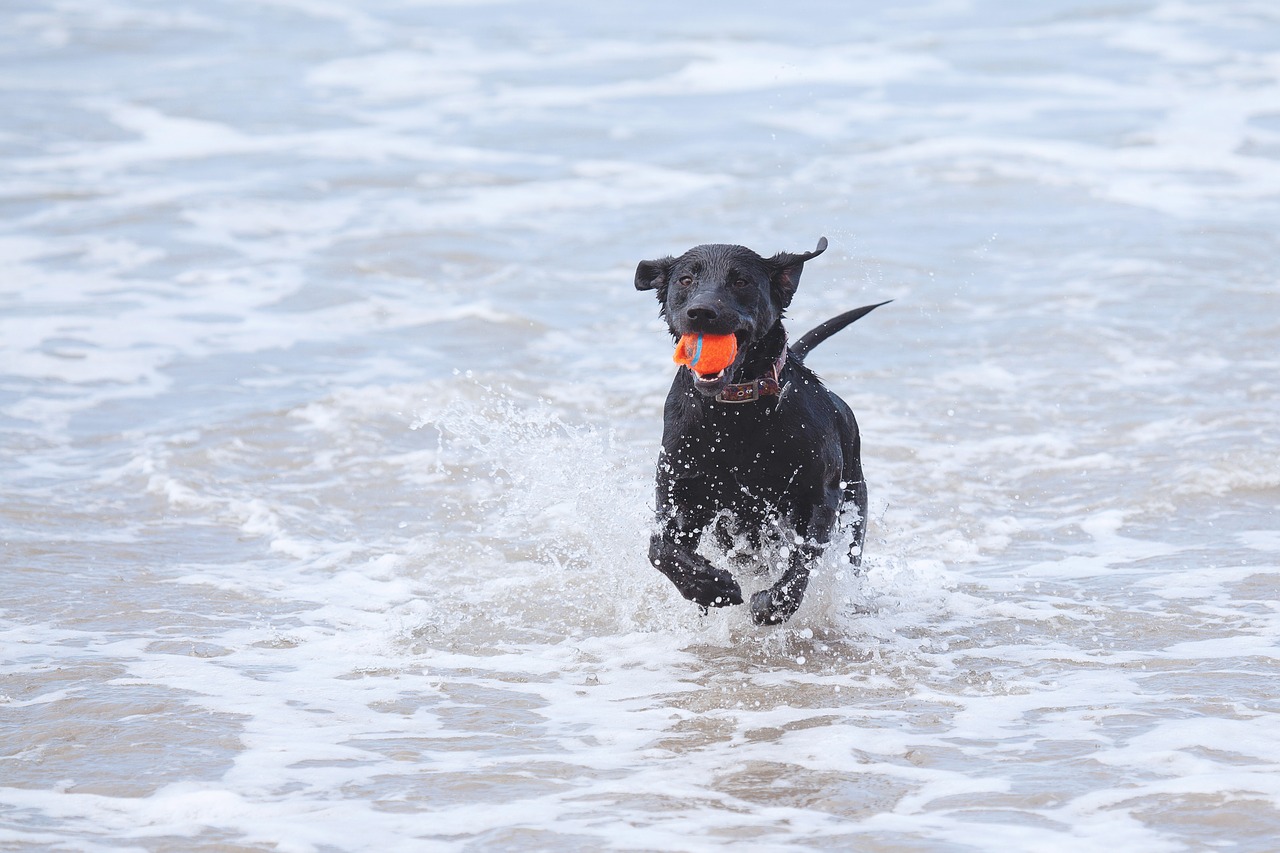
673;333;738;375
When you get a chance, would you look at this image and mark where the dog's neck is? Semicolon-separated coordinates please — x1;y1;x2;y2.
736;324;788;379
715;324;788;404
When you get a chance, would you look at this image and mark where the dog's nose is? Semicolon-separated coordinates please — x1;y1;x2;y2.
686;304;719;323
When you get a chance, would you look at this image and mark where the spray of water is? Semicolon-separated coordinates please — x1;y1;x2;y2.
406;381;968;670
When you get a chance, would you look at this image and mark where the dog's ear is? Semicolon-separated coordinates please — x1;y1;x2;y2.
635;256;673;295
768;236;828;308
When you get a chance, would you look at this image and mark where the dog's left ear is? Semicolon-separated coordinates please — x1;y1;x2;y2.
635;256;673;296
769;236;828;308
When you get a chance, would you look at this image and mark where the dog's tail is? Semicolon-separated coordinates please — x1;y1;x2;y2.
791;300;892;362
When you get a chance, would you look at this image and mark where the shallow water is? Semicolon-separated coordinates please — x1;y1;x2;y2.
3;1;1280;850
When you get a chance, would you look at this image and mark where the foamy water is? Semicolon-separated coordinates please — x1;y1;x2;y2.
3;1;1280;850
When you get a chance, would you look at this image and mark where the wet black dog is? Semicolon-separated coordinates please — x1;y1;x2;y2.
635;237;887;624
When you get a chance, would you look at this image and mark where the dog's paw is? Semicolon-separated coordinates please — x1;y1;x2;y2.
750;588;799;625
689;568;743;609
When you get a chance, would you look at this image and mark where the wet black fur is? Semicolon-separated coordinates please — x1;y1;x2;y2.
635;236;886;625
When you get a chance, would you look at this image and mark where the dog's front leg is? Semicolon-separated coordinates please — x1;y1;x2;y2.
750;498;838;625
749;540;820;625
649;526;744;610
649;471;744;610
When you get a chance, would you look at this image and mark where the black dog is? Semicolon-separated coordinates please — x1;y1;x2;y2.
635;237;887;625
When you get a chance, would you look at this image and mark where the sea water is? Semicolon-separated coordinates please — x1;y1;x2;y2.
3;1;1279;850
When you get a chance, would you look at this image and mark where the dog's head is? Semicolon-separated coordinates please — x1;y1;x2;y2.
635;237;828;396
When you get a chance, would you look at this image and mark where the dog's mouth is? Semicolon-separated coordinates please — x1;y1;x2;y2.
690;367;729;393
686;330;749;396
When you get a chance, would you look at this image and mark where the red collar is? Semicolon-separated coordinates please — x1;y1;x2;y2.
716;345;788;404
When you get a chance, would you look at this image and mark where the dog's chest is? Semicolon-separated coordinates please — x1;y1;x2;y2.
664;403;813;492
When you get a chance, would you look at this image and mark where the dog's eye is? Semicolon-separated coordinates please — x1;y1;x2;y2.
733;278;748;289
678;276;693;287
